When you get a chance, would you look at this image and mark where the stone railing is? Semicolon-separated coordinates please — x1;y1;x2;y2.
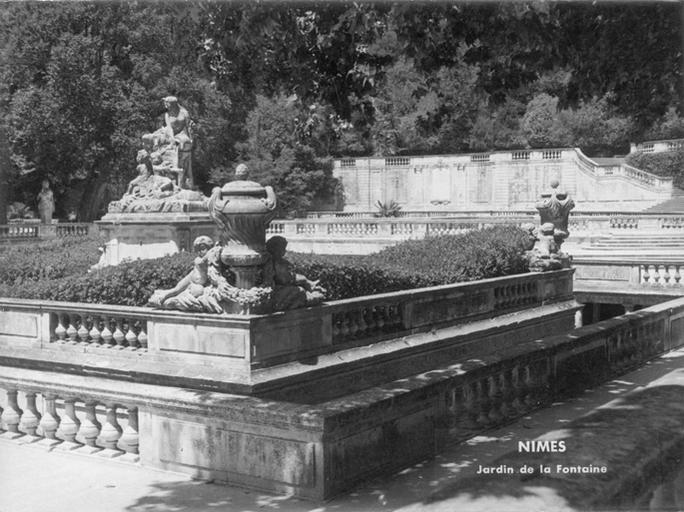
0;270;574;385
574;257;684;288
267;214;684;242
0;223;39;240
631;138;684;154
0;280;681;500
0;382;139;459
0;222;96;243
575;148;671;190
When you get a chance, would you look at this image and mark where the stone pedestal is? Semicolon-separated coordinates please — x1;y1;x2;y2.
96;212;217;266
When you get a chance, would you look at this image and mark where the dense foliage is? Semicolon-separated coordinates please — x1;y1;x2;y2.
0;226;530;304
0;234;104;285
1;2;682;221
626;148;684;189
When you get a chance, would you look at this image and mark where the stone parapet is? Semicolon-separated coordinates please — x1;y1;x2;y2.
1;296;683;499
0;270;575;392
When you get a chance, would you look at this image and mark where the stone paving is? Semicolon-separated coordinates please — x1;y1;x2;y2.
4;349;684;512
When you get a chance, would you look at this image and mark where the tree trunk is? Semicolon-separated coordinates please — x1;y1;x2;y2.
0;123;10;224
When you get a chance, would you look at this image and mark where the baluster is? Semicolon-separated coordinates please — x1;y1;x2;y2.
475;378;491;427
118;407;139;459
355;310;368;336
675;266;682;285
137;327;148;351
54;314;67;344
511;365;527;414
339;316;350;339
19;392;41;441
388;304;402;328
653;265;662;286
76;401;102;453
56;399;81;450
500;369;514;419
648;264;658;285
89;316;102;347
523;365;539;408
66;316;78;345
38;394;61;447
101;320;114;348
98;403;123;457
374;307;385;330
1;389;23;439
348;312;359;337
641;265;650;284
332;316;341;340
125;320;138;350
78;313;90;346
457;382;480;430
487;375;503;424
113;319;126;349
363;308;376;333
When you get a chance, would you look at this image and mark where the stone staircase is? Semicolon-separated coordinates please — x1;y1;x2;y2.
575;232;684;259
642;187;684;213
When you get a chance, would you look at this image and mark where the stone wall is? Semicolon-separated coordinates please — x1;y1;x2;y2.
334;148;671;212
1;296;683;499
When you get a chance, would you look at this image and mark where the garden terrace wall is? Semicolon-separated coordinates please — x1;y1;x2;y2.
0;296;682;499
0;270;574;393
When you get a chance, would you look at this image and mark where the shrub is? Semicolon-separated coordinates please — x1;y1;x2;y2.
0;226;531;305
0;233;105;285
0;252;195;306
625;148;684;189
288;225;530;299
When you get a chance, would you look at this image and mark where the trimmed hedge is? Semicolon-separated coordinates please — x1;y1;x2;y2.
0;234;104;285
0;225;531;305
0;252;195;306
290;225;531;299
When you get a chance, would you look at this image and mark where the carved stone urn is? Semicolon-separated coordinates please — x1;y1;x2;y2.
536;179;575;250
208;169;277;289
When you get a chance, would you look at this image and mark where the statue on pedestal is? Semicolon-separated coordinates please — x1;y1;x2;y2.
107;97;205;214
526;180;575;272
37;180;54;224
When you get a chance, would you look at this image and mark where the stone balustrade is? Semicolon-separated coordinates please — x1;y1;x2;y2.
631;138;684;154
574;258;684;288
0;222;95;243
0;270;574;388
0;223;39;240
0;278;682;499
0;384;139;459
50;307;149;351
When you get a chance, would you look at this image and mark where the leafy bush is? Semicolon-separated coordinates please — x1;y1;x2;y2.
0;252;195;306
0;226;531;305
290;226;530;300
0;233;105;285
625;148;684;189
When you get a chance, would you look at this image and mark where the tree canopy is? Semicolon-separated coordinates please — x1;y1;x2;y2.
1;1;681;220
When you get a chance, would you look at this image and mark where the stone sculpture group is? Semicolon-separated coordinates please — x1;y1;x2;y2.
107;96;205;214
524;179;575;271
148;164;325;314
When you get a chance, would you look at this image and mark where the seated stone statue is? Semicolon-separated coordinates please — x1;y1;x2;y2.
148;236;224;313
263;236;326;310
